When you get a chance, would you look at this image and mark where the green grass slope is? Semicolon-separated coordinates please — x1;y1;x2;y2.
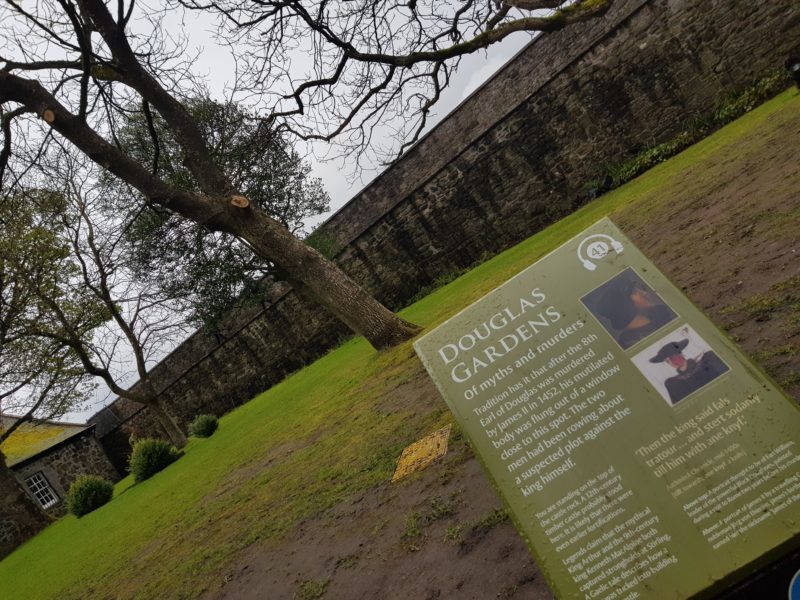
2;89;798;599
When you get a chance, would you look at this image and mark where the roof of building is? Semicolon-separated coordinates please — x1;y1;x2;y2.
0;415;92;468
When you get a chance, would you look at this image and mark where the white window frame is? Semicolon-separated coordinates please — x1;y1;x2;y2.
25;471;59;509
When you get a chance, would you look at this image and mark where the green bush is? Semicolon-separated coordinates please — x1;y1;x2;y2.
713;69;789;124
590;68;791;194
188;414;219;438
66;475;114;517
129;438;180;482
305;230;340;259
609;130;701;186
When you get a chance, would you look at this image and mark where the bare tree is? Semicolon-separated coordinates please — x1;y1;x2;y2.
0;0;613;350
7;153;193;447
0;190;96;555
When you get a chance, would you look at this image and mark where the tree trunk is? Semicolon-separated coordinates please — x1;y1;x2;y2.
0;451;51;560
230;206;423;350
146;399;188;448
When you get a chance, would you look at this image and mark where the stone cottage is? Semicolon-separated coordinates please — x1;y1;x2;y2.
0;415;121;516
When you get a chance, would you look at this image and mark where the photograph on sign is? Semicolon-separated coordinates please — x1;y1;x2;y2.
631;325;731;406
580;267;677;350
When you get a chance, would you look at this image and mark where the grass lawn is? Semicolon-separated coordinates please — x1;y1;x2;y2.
2;89;798;599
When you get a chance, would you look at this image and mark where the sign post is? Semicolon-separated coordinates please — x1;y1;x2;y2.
414;218;800;598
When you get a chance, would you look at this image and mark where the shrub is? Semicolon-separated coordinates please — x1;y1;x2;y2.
609;130;701;186
713;69;789;125
129;438;180;482
188;414;219;438
305;230;340;259
585;68;791;196
66;475;114;517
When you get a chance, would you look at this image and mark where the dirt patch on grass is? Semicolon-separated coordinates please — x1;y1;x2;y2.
201;99;800;599
375;369;441;416
210;447;547;600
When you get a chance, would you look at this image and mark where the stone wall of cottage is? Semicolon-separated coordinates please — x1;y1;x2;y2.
13;432;121;516
0;453;50;560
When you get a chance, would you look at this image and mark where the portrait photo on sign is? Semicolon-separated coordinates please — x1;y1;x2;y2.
580;267;677;350
631;325;730;406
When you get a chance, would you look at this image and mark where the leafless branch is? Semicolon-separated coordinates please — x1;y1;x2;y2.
176;0;615;165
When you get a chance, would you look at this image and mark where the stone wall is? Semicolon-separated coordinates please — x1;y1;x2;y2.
0;454;50;560
13;430;121;516
90;0;800;472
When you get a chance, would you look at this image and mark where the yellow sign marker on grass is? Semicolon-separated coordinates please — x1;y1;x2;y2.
392;424;453;482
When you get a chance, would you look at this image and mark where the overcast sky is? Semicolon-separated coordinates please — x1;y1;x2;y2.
61;11;535;424
308;37;534;218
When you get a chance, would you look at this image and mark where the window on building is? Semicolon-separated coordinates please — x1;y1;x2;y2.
25;471;59;509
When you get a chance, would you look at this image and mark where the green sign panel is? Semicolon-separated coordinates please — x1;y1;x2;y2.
414;218;800;598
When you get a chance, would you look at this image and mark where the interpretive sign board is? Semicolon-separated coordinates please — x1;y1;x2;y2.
414;218;800;599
